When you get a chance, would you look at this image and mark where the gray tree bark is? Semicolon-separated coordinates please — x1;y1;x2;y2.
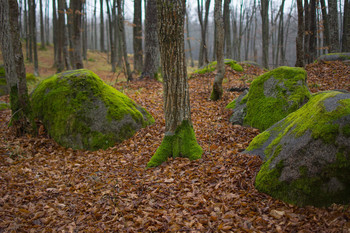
210;0;225;101
223;0;232;58
296;0;305;67
328;0;340;52
343;0;350;51
141;0;159;79
197;0;210;67
0;0;36;135
56;0;65;72
147;0;202;168
100;0;105;52
133;0;143;72
29;0;39;76
260;0;269;69
70;0;84;69
320;0;330;53
39;0;45;49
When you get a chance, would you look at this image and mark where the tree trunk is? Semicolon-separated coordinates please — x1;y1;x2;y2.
133;0;143;72
0;0;36;136
304;0;310;63
141;0;159;79
70;0;84;69
147;0;202;168
117;0;132;81
30;0;39;76
343;0;350;51
328;0;340;52
56;0;65;72
296;0;305;67
185;10;194;67
320;0;330;53
223;0;232;58
45;0;50;46
53;0;58;65
260;0;269;69
24;0;29;60
211;0;225;101
308;0;317;63
82;5;87;60
39;0;45;49
106;0;116;71
100;0;105;52
197;0;211;67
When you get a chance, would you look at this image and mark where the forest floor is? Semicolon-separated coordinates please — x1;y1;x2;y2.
1;47;350;232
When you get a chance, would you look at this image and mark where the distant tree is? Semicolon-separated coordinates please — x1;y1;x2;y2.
295;0;304;67
100;0;105;52
39;0;45;50
56;0;66;72
223;0;232;58
29;0;39;76
197;0;211;67
141;0;159;79
133;0;143;72
328;0;340;52
260;0;269;69
343;0;350;51
70;0;84;69
185;9;194;67
147;0;202;167
210;0;225;101
308;0;317;63
0;0;36;136
320;0;330;52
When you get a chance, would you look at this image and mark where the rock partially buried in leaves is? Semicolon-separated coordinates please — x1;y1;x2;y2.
316;53;350;62
31;69;154;150
245;91;350;207
226;66;311;131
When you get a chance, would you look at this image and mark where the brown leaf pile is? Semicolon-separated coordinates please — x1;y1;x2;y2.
1;62;350;232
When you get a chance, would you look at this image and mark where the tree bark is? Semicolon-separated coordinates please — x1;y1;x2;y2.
100;0;105;52
106;0;116;71
39;0;45;49
56;0;65;72
70;0;84;69
328;0;340;52
343;0;350;52
30;0;39;76
133;0;143;72
197;0;211;67
308;0;317;63
185;10;194;67
0;0;36;136
53;0;58;65
141;0;159;79
211;0;225;101
117;0;132;81
260;0;269;69
320;0;330;53
223;0;232;58
295;0;304;67
147;0;202;168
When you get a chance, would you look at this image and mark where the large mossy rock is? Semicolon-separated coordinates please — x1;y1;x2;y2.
245;91;350;207
226;66;311;131
31;69;155;150
317;53;350;62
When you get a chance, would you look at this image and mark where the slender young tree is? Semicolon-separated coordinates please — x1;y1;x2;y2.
328;0;340;52
211;0;225;101
320;0;330;52
39;0;45;49
0;0;36;136
52;0;58;65
117;0;132;81
185;9;194;67
30;0;39;76
197;0;211;67
141;0;159;79
260;0;269;69
100;0;105;52
308;0;317;63
223;0;232;58
56;0;65;72
147;0;202;167
296;0;305;67
133;0;143;72
343;0;350;51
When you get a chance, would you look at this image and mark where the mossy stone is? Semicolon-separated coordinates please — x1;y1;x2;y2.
0;101;10;111
227;66;311;131
31;69;154;150
193;59;243;75
245;91;350;207
316;53;350;62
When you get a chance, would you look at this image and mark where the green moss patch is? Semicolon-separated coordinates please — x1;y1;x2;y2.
31;69;154;150
147;120;202;168
193;59;243;75
0;101;10;111
243;66;310;131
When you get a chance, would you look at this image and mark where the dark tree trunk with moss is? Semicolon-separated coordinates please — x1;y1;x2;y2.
210;0;225;101
70;0;84;69
141;0;159;79
0;0;36;136
133;0;143;72
147;0;202;168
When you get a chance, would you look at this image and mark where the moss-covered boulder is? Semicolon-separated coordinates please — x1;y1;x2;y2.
226;66;311;131
31;69;154;150
0;101;10;111
316;53;350;62
194;59;243;75
245;91;350;207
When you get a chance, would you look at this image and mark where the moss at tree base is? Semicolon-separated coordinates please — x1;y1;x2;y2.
147;120;202;168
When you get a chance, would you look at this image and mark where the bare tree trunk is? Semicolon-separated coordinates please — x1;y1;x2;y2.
232;8;238;58
197;0;210;67
56;0;65;72
133;0;143;72
276;0;285;66
24;0;29;60
117;0;132;81
141;0;159;79
28;0;33;62
296;0;305;67
185;10;194;67
45;0;50;46
320;0;330;53
304;0;310;63
53;0;58;65
30;0;39;76
328;0;340;52
106;0;116;71
211;0;225;101
223;0;232;58
147;0;202;168
114;0;122;67
70;0;84;69
0;0;36;135
260;0;269;68
39;0;45;49
100;0;105;52
308;0;317;63
342;0;350;51
82;5;87;60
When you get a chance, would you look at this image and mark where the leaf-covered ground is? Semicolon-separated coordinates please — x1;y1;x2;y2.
0;60;350;232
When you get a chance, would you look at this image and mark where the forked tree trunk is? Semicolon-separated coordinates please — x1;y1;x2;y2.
147;0;202;168
211;0;225;101
133;0;143;72
0;0;36;136
141;0;159;79
197;0;210;67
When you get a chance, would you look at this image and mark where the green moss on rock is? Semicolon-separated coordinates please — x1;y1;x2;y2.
0;101;10;111
246;131;270;151
147;120;202;168
193;59;243;75
31;69;154;150
26;73;39;83
243;66;311;131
